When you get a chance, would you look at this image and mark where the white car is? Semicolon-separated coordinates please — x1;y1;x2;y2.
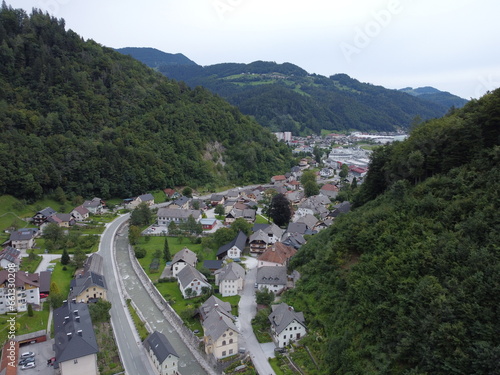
21;362;36;370
20;352;34;358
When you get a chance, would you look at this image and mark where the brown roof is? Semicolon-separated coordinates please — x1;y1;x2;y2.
0;340;19;375
272;175;287;181
257;242;297;265
0;270;40;288
320;184;339;192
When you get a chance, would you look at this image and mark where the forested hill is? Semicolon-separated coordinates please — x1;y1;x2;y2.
150;59;463;134
400;86;469;109
0;6;293;201
286;89;500;374
115;47;197;68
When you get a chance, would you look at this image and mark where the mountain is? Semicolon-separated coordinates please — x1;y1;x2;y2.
400;86;469;109
128;55;463;134
115;47;197;68
286;89;500;374
0;6;293;201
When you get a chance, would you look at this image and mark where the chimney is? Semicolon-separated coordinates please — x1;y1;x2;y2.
64;316;69;324
77;330;82;336
75;316;80;323
73;310;79;316
67;332;72;340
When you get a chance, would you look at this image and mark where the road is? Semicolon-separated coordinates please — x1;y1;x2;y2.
99;213;155;375
238;258;276;375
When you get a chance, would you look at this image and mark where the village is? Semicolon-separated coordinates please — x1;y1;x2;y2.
0;140;377;375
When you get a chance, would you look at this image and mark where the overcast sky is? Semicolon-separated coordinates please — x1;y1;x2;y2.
13;0;500;99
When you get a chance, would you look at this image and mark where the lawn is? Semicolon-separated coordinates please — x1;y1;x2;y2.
255;214;270;224
95;322;125;375
50;261;77;296
20;253;43;273
126;299;149;341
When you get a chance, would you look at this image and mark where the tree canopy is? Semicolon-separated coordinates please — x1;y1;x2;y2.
285;89;500;374
0;5;293;201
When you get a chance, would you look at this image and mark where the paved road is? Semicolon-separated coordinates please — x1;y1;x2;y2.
99;214;155;375
114;226;208;375
238;258;276;375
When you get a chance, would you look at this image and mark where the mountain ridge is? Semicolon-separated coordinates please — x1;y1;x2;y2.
116;48;467;134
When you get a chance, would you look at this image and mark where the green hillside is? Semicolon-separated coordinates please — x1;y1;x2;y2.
153;60;459;134
115;47;197;68
400;86;468;109
286;89;500;374
0;6;293;201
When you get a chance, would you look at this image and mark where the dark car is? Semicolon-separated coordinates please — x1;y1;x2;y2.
19;356;35;366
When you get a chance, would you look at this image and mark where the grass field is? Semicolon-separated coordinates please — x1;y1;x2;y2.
50;262;77;296
0;302;50;344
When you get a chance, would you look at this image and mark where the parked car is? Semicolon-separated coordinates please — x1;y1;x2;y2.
21;362;36;370
20;352;34;358
19;356;35;366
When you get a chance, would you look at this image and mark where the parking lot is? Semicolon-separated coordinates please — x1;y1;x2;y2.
17;339;55;375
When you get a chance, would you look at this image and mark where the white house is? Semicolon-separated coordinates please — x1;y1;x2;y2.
268;303;307;348
170;248;197;278
71;205;90;221
215;262;245;297
216;231;247;260
157;208;201;226
177;264;211;299
83;198;104;214
255;266;287;294
143;331;180;375
8;228;38;250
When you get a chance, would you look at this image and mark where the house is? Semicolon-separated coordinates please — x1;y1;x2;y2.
163;188;180;200
169;196;190;209
71;205;90;221
143;331;180;375
210;194;225;207
319;168;334;178
0;270;40;313
39;270;51;296
327;201;352;220
200;218;217;231
46;213;75;228
202;308;238;359
255;266;287;294
52;300;99;375
126;193;155;209
69;272;107;303
257;243;297;268
217;231;247;260
271;175;287;184
83;198;104;214
199;295;232;321
8;228;38;250
202;260;224;274
295;214;319;231
190;199;208;211
268;303;307;348
249;223;284;253
171;248;197;277
82;253;104;275
319;183;339;199
32;207;57;226
215;262;245;297
0;246;20;270
157;208;201;226
177;264;211;299
281;232;307;250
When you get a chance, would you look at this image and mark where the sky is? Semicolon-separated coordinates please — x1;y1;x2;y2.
13;0;500;99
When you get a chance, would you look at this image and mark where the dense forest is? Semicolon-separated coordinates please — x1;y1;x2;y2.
286;89;500;374
0;5;293;201
400;86;468;109
134;57;468;134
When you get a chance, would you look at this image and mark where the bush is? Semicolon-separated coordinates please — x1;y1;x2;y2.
134;247;147;259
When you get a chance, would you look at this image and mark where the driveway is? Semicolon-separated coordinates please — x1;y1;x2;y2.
34;254;61;274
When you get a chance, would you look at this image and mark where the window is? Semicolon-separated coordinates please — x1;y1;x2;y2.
229;349;233;355
229;339;233;344
222;340;226;345
222;351;226;357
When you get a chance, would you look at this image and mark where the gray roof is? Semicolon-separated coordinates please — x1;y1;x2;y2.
268;303;306;334
286;222;308;235
83;198;102;208
210;194;224;202
0;246;20;263
249;229;269;244
139;193;155;202
256;266;287;286
69;271;107;300
9;228;38;241
217;231;247;257
202;309;238;342
295;214;318;230
83;253;104;275
39;270;51;293
172;196;190;207
171;248;197;268
203;260;223;271
53;301;98;368
177;264;208;289
157;208;200;220
215;262;245;282
143;331;178;363
199;295;232;320
38;207;56;218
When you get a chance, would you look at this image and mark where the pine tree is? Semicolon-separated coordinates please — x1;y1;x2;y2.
163;237;171;261
61;249;70;265
27;303;34;317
